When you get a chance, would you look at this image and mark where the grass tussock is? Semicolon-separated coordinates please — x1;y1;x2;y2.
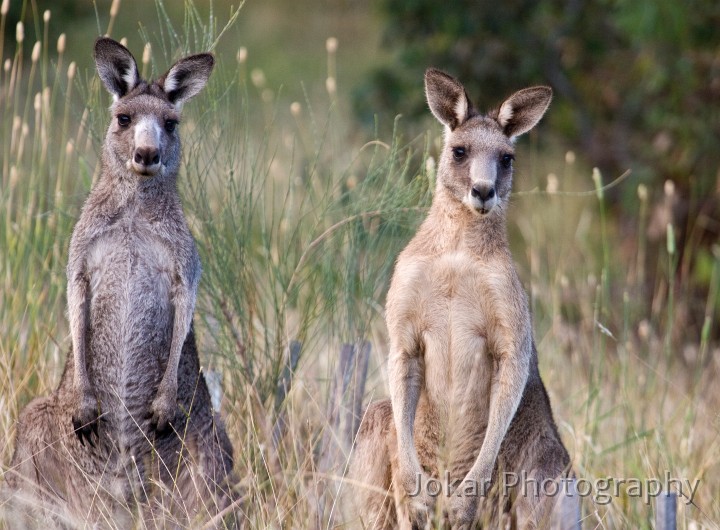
0;1;718;528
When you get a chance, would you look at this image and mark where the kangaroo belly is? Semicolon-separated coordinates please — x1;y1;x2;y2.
397;252;494;470
85;229;175;429
422;301;493;473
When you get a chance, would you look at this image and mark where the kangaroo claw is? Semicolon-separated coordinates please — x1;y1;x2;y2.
72;392;101;447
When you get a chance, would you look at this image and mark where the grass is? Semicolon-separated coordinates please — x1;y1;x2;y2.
1;1;719;528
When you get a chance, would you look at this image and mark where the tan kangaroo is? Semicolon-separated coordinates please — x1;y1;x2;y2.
348;69;571;529
3;38;235;527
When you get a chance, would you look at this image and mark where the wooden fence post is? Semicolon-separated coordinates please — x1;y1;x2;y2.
551;478;582;530
313;340;372;529
655;491;677;530
271;340;302;450
203;369;223;412
344;340;370;447
320;341;372;465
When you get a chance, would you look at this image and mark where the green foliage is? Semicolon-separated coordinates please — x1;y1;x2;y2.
357;0;720;198
184;96;432;404
2;1;720;527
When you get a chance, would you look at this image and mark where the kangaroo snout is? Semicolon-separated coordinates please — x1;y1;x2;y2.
129;116;164;176
131;145;161;175
134;146;160;166
468;181;497;213
471;183;495;201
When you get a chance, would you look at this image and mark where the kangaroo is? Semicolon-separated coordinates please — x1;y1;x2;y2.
348;69;571;529
4;38;235;527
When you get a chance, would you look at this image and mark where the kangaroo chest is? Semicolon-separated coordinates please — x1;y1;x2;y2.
84;212;177;407
86;214;175;330
391;251;496;427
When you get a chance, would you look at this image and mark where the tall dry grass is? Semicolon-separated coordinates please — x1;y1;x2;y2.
0;1;718;528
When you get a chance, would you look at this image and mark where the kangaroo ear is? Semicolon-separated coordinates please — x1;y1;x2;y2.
94;38;140;101
496;86;552;139
160;54;214;108
425;68;474;130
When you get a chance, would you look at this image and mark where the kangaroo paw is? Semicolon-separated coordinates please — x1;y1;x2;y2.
150;389;178;433
72;392;101;447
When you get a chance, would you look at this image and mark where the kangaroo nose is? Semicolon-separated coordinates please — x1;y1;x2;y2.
471;184;495;201
134;147;160;167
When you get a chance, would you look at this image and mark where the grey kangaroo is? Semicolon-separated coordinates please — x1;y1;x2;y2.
4;38;235;527
348;69;571;529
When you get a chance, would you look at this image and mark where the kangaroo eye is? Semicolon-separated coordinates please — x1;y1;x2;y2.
117;114;131;127
164;120;177;133
500;153;514;169
452;147;466;161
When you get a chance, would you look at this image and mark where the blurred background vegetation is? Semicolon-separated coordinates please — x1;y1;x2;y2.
355;0;720;338
1;0;719;528
359;0;720;200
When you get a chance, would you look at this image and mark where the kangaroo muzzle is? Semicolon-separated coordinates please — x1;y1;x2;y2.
130;117;162;176
471;182;496;202
467;180;498;214
464;158;499;214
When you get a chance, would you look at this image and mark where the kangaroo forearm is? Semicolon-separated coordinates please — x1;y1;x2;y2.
68;280;90;389
389;353;424;486
466;352;529;483
160;292;194;392
161;322;188;390
389;354;422;439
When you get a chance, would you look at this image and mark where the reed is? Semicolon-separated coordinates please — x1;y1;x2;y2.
0;1;718;528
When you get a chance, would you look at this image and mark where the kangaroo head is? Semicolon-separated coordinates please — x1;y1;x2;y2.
94;38;214;179
425;68;551;216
